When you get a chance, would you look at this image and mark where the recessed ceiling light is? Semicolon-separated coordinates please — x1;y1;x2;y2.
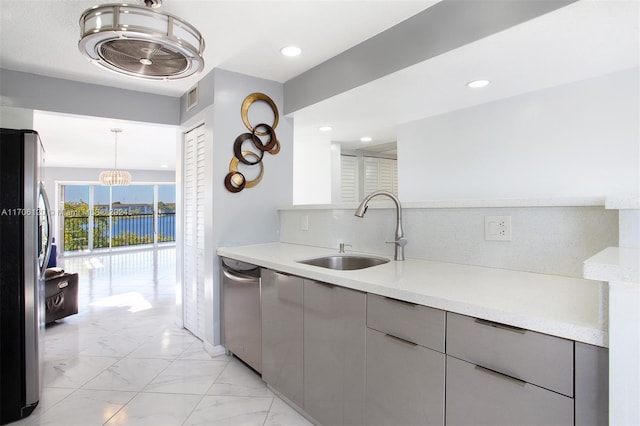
467;79;490;88
319;126;332;132
360;136;372;142
161;164;168;168
280;46;302;57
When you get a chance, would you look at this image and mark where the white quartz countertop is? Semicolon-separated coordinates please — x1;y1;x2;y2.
583;246;640;284
217;243;608;347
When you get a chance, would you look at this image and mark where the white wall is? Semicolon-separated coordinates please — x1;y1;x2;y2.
292;129;332;204
398;68;640;202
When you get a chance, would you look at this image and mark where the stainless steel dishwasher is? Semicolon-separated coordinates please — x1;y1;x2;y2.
221;257;261;373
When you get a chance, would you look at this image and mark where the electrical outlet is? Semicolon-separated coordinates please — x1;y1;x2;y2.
485;216;512;241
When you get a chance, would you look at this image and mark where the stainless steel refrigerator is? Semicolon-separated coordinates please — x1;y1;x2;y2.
0;128;52;425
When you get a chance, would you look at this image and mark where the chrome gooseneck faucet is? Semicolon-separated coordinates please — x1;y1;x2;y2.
354;190;407;261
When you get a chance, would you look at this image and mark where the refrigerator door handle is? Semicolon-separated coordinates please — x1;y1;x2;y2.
38;183;52;279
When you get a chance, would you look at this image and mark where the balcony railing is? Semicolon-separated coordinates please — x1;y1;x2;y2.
64;212;176;252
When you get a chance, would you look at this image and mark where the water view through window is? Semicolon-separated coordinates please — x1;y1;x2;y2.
62;184;175;252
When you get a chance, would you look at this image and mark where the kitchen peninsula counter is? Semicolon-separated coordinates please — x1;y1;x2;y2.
217;242;607;347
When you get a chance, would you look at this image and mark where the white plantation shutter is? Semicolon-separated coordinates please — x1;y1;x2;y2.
363;156;398;196
182;124;206;339
340;155;358;202
363;156;379;196
379;158;397;194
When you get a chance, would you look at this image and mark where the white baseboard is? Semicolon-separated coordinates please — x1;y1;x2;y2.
203;342;227;358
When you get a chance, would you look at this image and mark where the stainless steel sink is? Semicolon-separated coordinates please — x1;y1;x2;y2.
297;254;389;270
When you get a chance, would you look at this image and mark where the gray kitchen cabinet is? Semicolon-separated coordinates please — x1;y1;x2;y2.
445;312;578;426
445;356;574;426
366;328;445;426
256;267;608;426
575;342;609;425
304;279;366;426
261;269;304;408
365;294;445;426
446;312;574;397
366;293;445;351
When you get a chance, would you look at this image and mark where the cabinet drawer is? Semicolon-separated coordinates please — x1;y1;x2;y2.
446;356;573;426
367;293;445;352
366;328;444;426
446;312;573;397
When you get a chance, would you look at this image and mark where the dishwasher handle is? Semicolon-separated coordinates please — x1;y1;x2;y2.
222;267;260;283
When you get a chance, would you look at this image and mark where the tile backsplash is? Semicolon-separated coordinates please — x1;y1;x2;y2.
279;205;618;278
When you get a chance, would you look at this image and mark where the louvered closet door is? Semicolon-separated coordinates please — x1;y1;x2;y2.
182;125;206;339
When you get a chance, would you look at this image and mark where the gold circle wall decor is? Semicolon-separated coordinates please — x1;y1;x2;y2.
225;92;281;193
233;133;264;165
241;92;279;135
228;151;265;188
224;171;246;193
251;124;278;151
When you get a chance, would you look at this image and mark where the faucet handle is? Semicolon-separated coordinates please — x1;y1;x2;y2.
339;243;352;253
386;237;408;247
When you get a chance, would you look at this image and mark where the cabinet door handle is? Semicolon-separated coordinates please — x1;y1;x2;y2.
384;296;417;307
474;318;526;334
315;281;336;289
474;365;526;387
384;333;418;347
222;268;259;283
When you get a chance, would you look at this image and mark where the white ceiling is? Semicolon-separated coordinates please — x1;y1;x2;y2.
291;0;640;149
33;111;178;171
1;0;436;170
2;0;639;169
0;0;435;96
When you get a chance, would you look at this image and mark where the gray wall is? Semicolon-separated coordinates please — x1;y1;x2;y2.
0;106;33;129
0;68;180;125
179;69;215;124
177;68;293;348
283;0;576;114
211;68;293;248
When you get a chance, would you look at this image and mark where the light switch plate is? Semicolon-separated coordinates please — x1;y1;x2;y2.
301;215;309;231
485;215;512;241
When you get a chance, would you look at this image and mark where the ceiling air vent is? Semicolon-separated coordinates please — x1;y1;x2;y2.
187;84;199;111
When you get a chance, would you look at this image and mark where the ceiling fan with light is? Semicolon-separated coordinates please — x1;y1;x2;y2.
78;0;205;80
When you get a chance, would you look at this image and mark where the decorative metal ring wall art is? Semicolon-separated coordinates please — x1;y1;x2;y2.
224;93;280;193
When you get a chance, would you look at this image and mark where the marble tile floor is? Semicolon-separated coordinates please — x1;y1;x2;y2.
12;248;311;426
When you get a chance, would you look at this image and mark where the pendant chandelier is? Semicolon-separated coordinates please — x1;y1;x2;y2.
78;0;205;80
99;129;132;186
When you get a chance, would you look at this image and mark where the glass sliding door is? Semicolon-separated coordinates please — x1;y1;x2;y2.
61;183;176;253
93;185;111;249
157;185;176;243
111;185;154;247
62;185;90;251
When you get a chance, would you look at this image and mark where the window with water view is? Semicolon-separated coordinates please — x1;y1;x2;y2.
62;184;175;252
